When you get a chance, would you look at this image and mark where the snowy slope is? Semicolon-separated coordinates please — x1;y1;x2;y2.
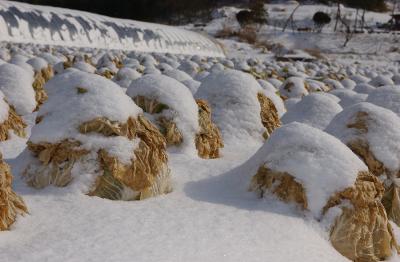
2;146;348;262
0;1;224;57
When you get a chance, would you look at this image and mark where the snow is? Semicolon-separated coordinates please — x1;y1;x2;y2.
326;102;400;173
366;86;400;117
0;63;36;115
258;79;277;93
0;1;225;57
351;75;371;84
164;69;193;82
1;1;400;261
329;89;367;108
279;77;309;99
38;53;64;65
284;98;301;111
26;57;48;72
73;61;96;74
324;79;344;90
195;69;266;146
353;83;376;94
2;148;348;262
0;90;9;123
30;69;142;162
281;93;342;130
370;75;395;87
262;90;286;118
243;122;367;218
127;74;200;155
341;79;356;90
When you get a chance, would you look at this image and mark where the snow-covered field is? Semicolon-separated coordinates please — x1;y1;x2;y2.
0;1;224;57
1;1;400;262
191;2;400;63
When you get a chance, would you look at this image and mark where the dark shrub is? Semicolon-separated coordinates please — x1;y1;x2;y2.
236;10;253;27
313;11;331;32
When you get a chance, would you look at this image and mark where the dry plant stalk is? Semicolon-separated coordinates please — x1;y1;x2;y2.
0;105;26;141
195;99;223;159
134;96;224;158
257;93;281;139
250;165;399;261
133;96;183;146
382;184;400;228
24;115;171;200
32;65;53;106
249;166;307;209
99;70;115;79
325;172;399;261
344;111;400;229
0;155;27;230
25;140;88;188
82;116;171;200
345;111;386;176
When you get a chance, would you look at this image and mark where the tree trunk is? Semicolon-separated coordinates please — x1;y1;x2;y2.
282;4;301;32
361;9;366;31
334;2;341;32
354;8;359;32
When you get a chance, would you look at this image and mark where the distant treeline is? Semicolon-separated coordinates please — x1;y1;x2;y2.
11;0;245;23
11;0;389;24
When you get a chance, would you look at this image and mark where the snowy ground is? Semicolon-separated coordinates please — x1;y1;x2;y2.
1;1;400;262
188;2;400;63
1;138;347;262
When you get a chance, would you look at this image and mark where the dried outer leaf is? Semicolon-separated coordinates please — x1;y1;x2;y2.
113;58;124;69
348;140;386;177
28;140;88;166
84;55;94;66
96;70;115;79
0;105;26;141
250;165;399;261
76;87;88;94
157;117;183;146
88;164;127;200
88;116;171;200
325;172;399;261
32;65;53;106
249;166;307;210
382;183;400;227
347;111;369;133
195;99;223;159
63;60;73;70
344;111;385;177
132;96;182;146
41;65;54;82
79;117;125;137
133;96;169;114
24;140;89;188
257;93;281;139
26;115;171;200
0;155;27;230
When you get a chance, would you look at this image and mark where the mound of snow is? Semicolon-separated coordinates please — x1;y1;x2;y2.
279;77;309;99
0;63;36;115
282;93;342;130
369;75;394;87
127;74;199;154
326;102;400;174
196;69;266;145
246;122;367;217
32;69;141;154
353;83;376;94
366;86;400;117
329;89;367;108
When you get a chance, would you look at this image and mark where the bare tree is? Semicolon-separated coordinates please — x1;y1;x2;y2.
282;4;301;32
334;1;342;32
